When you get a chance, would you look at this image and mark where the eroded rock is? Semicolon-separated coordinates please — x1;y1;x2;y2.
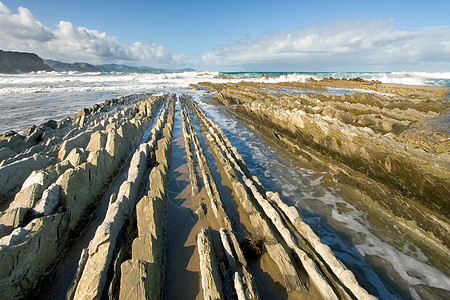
0;213;68;299
197;227;224;300
0;154;56;202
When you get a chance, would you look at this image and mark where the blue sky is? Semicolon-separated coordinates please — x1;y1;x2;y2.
1;0;449;71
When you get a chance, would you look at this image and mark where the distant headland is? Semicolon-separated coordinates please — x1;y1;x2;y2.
0;50;194;74
0;50;53;74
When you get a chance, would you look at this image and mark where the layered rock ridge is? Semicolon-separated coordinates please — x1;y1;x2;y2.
1;87;418;298
184;95;377;299
0;93;166;299
194;80;450;247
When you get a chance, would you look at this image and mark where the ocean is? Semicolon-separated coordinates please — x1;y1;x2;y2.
0;71;449;134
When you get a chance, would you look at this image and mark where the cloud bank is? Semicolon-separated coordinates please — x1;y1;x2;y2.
0;2;182;67
201;20;450;71
1;1;449;71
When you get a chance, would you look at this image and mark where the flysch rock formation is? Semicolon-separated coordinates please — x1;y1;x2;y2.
194;80;450;248
179;97;259;299
184;95;377;300
0;93;166;299
71;97;175;299
3;79;447;299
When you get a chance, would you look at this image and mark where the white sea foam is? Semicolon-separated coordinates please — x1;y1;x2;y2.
1;70;448;133
0;71;223;95
314;188;450;293
243;73;318;83
357;71;450;86
392;71;450;80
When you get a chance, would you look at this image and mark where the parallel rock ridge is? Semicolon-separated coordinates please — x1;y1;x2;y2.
185;95;377;300
3;81;445;299
0;92;166;299
196;80;450;246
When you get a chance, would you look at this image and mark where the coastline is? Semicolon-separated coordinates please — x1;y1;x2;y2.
0;76;448;299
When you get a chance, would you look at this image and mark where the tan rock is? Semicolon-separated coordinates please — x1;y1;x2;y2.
335;110;355;124
149;168;166;198
105;130;124;162
57;165;92;230
267;191;376;300
65;147;87;167
197;227;224;300
136;196;165;240
8;183;44;210
0;207;27;237
127;145;149;185
87;149;115;186
119;259;152;300
234;272;247;300
131;234;157;263
73;145;150;299
219;229;236;269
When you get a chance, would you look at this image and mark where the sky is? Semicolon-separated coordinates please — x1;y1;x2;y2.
0;0;449;71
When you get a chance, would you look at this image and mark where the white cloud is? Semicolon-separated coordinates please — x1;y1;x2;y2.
0;2;182;67
0;2;54;41
201;20;450;71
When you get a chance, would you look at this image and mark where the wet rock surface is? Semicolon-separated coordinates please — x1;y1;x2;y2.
196;80;450;243
0;80;449;299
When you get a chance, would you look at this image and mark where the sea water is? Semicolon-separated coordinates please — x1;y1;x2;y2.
1;71;449;134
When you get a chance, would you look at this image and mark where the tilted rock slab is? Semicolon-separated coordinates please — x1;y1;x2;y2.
119;98;175;299
0;153;56;201
73;143;150;299
187;96;377;299
267;191;377;300
181;97;259;299
187;97;305;292
0;213;69;299
198;227;224;300
0;95;163;299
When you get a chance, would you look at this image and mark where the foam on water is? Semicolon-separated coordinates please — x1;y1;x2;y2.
0;71;221;95
189;90;450;299
323;71;450;86
221;71;450;86
265;87;397;96
312;188;450;293
2;70;449;133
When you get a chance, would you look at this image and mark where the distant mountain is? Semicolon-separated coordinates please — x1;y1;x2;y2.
44;60;195;73
0;50;53;74
0;50;194;74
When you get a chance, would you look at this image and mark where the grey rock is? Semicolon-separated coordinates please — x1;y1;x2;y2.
0;154;56;201
65;147;87;167
0;213;68;299
33;183;61;215
0;207;28;238
58;131;92;160
0;147;17;164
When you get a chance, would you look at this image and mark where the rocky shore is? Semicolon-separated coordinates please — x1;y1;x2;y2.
194;80;450;246
0;77;448;299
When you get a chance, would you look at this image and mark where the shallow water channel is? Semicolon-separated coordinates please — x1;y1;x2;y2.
186;90;450;300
